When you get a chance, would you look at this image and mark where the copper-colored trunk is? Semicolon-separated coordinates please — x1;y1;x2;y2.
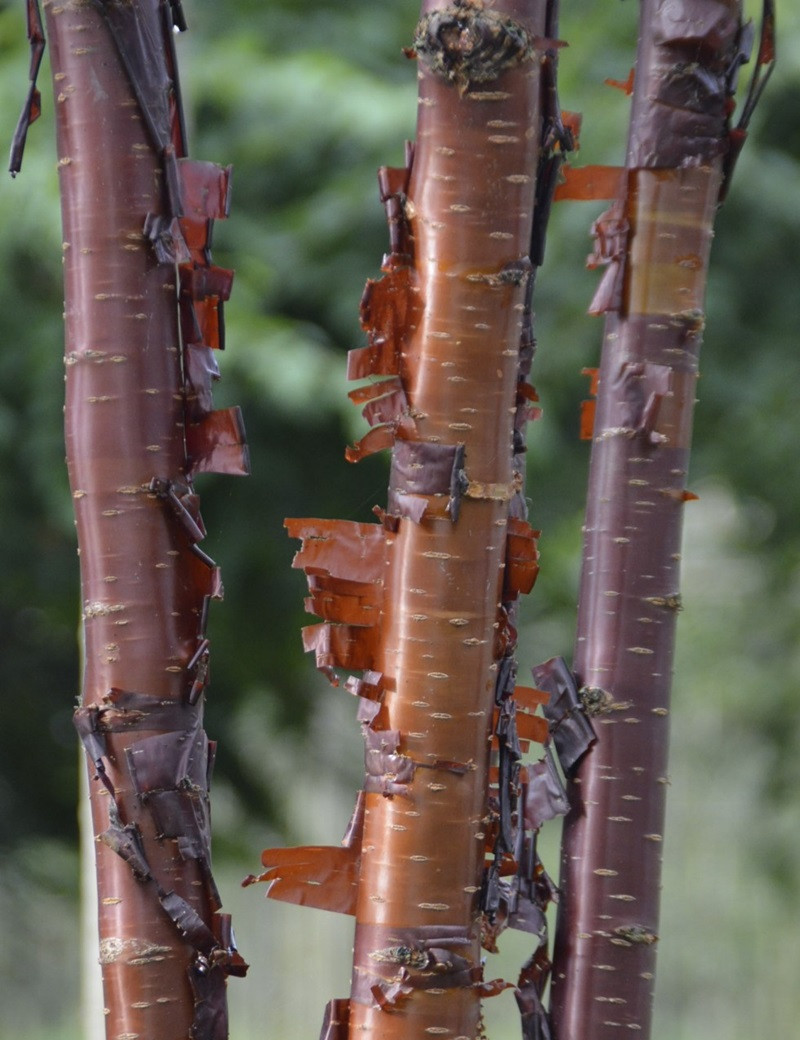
347;3;547;1037
255;6;553;1033
47;2;245;1036
549;3;744;1038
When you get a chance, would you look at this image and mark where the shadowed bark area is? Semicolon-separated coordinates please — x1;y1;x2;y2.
43;1;247;1036
548;2;752;1038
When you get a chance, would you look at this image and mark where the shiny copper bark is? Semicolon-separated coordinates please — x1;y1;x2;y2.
252;2;559;1038
45;2;246;1037
349;5;552;1032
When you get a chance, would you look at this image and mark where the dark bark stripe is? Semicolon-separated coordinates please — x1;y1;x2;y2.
9;0;45;175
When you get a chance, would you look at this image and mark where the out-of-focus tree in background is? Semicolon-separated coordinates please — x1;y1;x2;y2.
0;2;797;1038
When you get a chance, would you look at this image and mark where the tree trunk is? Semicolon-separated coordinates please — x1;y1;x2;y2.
346;1;547;1031
43;2;247;1036
546;3;752;1038
249;2;572;1039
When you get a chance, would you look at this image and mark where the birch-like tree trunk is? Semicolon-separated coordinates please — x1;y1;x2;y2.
249;2;569;1038
544;3;761;1038
34;2;248;1036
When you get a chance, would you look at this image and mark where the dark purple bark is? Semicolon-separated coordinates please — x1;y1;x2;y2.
548;3;749;1039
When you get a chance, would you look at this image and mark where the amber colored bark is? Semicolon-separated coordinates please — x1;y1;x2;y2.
345;3;549;1038
249;3;558;1038
44;2;246;1038
549;3;749;1039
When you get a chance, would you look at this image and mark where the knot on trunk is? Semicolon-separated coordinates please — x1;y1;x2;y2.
412;1;533;90
613;924;659;947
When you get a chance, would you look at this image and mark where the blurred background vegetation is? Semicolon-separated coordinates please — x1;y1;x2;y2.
0;1;797;1038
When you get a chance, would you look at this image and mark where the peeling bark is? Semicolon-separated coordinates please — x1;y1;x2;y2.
348;7;550;1030
251;2;565;1038
548;3;753;1039
38;1;247;1036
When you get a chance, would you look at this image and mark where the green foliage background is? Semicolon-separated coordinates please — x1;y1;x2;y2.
0;1;797;1038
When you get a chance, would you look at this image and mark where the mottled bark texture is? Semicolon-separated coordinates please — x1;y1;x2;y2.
548;3;751;1039
249;2;567;1039
43;2;247;1037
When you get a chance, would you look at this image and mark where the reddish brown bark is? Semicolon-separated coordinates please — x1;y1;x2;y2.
43;2;246;1037
548;3;752;1039
344;5;554;1025
348;0;547;1024
250;2;567;1038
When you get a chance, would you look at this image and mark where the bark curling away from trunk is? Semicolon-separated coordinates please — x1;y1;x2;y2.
545;4;774;1040
245;2;576;1039
12;2;249;1037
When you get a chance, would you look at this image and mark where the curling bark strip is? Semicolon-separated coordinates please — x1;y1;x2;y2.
548;3;754;1039
40;2;247;1037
